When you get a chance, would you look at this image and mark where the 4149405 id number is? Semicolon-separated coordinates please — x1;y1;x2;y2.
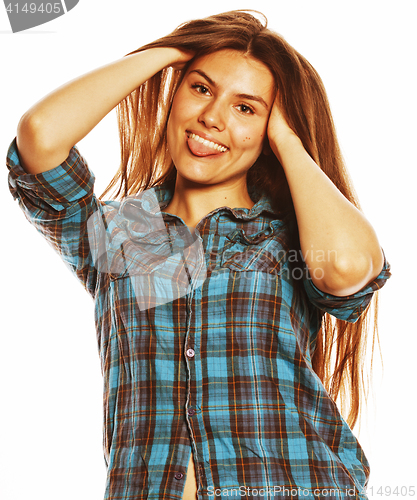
5;3;63;14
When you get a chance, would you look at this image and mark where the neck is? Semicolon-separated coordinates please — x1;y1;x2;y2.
164;175;255;228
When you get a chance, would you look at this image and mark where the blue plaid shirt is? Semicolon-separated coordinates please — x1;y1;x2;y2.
7;138;391;499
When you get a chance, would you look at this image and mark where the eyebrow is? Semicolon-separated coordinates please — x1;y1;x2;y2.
189;69;269;110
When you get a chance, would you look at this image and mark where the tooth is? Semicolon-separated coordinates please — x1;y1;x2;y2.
189;133;227;151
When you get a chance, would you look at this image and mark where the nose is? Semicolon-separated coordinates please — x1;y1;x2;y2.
198;99;226;131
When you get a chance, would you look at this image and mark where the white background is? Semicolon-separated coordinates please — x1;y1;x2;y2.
0;1;415;499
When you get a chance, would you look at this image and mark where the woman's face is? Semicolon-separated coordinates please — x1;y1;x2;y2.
167;49;275;188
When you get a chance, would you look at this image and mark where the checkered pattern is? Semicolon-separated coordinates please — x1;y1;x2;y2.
7;138;391;499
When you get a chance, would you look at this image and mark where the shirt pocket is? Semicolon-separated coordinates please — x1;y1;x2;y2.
105;213;207;310
220;220;288;274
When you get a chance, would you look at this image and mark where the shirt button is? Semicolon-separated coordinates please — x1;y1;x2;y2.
186;348;195;358
174;472;184;480
187;408;195;416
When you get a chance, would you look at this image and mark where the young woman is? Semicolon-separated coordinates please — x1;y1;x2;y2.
7;10;391;500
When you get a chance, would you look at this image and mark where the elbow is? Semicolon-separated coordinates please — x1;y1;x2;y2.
17;111;52;155
310;249;384;297
16;112;71;174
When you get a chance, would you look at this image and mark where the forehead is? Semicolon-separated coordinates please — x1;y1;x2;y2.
186;49;275;105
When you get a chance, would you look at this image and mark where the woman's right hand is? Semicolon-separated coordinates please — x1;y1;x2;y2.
169;48;195;70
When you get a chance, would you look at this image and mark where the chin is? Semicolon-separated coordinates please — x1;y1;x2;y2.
173;162;217;185
177;171;216;186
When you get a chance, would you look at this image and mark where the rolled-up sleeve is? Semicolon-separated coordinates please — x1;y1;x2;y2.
7;137;101;297
303;252;391;323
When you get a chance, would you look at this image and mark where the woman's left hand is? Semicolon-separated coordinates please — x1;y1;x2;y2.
266;98;301;163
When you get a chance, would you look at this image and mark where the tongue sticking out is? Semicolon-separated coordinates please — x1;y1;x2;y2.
187;136;226;157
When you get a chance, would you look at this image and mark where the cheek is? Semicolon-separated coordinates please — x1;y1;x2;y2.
167;96;185;144
238;129;266;154
236;118;268;146
169;87;196;123
167;111;180;158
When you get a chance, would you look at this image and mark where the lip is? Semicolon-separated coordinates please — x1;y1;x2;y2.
186;130;229;150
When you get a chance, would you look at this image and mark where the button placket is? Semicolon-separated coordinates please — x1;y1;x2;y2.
182;262;211;487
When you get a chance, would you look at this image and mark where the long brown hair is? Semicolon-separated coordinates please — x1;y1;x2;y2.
99;10;381;429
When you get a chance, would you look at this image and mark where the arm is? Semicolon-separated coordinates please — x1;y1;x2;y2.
267;102;384;297
16;47;192;174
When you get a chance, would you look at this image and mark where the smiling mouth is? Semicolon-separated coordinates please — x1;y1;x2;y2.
186;132;229;156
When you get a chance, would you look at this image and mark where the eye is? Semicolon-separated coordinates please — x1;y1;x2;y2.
191;83;211;95
236;104;255;115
